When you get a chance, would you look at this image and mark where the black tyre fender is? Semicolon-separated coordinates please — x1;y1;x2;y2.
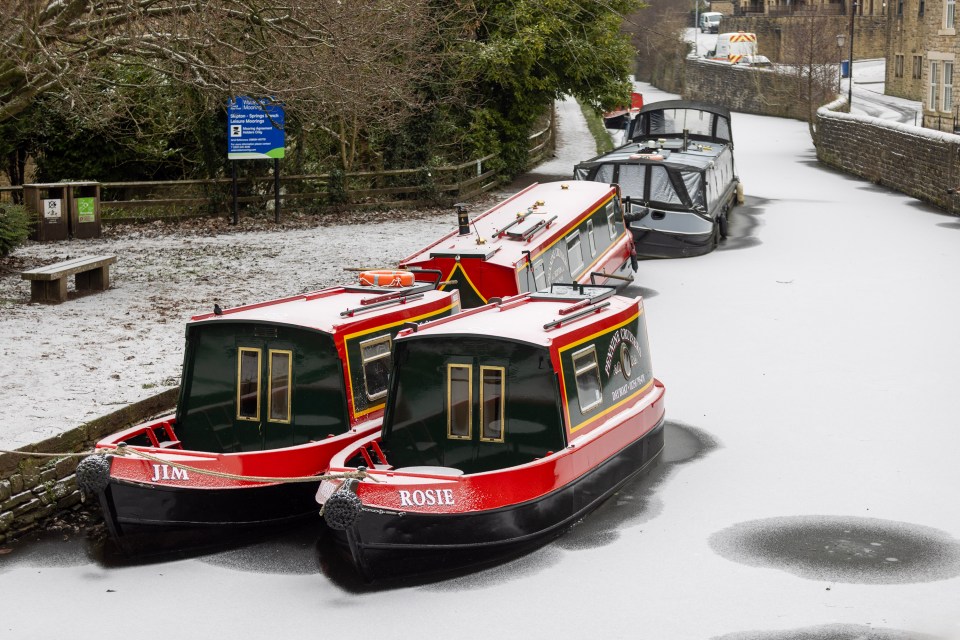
323;478;362;530
718;212;729;239
76;453;112;497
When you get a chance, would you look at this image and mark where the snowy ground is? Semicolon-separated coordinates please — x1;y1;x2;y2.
3;83;960;640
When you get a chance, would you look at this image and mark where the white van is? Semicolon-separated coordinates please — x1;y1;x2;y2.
699;12;722;33
706;32;758;63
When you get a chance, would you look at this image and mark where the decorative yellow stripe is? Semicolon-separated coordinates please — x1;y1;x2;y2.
443;263;488;305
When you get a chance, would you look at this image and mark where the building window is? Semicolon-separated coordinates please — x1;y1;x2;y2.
446;364;472;439
267;350;292;423
931;61;941;110
895;54;904;78
479;366;505;442
946;0;956;28
572;345;603;414
920;0;925;16
945;62;954;110
913;55;924;79
359;335;391;401
897;0;903;16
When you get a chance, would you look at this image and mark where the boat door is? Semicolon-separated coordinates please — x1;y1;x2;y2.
234;339;297;450
443;358;508;470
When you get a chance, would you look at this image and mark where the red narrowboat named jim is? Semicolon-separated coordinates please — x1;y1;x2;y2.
399;181;638;308
81;280;459;550
317;284;665;580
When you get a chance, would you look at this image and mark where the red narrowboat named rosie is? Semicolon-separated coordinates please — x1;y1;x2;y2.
81;280;459;550
317;284;666;580
399;181;639;308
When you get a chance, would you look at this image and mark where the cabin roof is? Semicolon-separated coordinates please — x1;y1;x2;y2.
400;181;616;269
400;288;640;349
188;286;455;335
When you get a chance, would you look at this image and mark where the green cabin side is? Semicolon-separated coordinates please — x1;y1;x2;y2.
556;309;654;436
175;321;349;453
380;337;566;474
517;196;627;294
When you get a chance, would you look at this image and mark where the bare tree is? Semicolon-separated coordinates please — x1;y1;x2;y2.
1;0;447;170
779;13;838;140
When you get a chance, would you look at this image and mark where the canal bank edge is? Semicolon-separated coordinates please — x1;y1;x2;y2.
0;388;178;544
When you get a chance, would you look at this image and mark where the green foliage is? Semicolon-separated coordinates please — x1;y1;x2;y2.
0;203;31;256
578;101;615;155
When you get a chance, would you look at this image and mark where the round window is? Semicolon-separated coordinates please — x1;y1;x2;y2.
620;343;632;378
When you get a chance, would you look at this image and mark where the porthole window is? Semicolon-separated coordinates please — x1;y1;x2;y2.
620;343;632;379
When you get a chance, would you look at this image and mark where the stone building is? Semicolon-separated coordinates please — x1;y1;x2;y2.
887;0;959;131
736;0;884;16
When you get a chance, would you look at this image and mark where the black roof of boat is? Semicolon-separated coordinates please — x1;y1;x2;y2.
636;100;731;119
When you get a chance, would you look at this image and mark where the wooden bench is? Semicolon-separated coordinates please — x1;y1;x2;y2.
21;255;117;304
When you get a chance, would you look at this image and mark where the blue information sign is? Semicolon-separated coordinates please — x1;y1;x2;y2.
227;96;285;160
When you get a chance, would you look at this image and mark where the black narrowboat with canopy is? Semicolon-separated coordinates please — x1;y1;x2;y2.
575;100;743;259
317;284;666;580
85;280;459;550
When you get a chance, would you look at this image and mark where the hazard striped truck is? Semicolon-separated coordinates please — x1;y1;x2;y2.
706;31;758;65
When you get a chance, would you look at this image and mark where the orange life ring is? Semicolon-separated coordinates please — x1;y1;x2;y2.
358;269;416;288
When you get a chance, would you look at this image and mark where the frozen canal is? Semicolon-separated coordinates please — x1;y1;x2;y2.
4;109;960;639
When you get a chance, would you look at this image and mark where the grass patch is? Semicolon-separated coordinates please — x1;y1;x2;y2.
577;100;615;155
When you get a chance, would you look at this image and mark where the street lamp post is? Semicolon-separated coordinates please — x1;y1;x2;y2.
836;34;846;94
847;1;858;110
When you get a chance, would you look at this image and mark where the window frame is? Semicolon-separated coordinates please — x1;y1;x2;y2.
267;349;293;424
566;230;584;274
359;334;392;402
236;347;262;422
533;259;547;291
572;345;603;414
446;363;473;440
586;219;598;257
946;0;956;29
931;60;941;111
606;202;618;240
479;366;506;443
944;61;954;111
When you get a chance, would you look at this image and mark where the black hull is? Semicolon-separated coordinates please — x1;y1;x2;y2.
631;225;717;259
99;478;322;554
335;418;665;581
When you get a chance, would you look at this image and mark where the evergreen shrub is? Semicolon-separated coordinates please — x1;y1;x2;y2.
0;204;31;257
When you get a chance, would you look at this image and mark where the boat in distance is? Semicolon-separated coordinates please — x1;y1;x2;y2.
575;100;743;259
82;279;460;551
317;284;666;581
399;181;638;308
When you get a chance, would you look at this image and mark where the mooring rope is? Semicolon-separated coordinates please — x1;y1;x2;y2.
0;445;376;484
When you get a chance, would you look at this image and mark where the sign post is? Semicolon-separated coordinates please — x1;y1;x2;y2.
227;96;286;224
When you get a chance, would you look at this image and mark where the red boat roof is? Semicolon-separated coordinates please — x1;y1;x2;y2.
400;287;640;348
189;286;457;335
400;181;617;270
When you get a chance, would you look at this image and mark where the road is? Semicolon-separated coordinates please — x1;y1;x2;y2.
3;86;960;639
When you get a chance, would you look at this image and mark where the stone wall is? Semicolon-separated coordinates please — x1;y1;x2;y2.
685;58;828;121
0;389;177;543
815;98;960;212
723;15;886;62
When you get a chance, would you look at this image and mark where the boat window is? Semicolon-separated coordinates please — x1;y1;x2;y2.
592;164;615;184
268;349;292;423
617;164;647;207
567;231;584;274
237;348;261;421
480;366;506;442
681;171;704;208
606;202;618;239
447;364;473;439
587;220;597;257
620;343;633;379
572;345;603;414
360;334;392;401
649;166;683;205
533;259;547;291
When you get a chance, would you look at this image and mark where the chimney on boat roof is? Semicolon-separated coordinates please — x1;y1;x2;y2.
455;203;470;236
